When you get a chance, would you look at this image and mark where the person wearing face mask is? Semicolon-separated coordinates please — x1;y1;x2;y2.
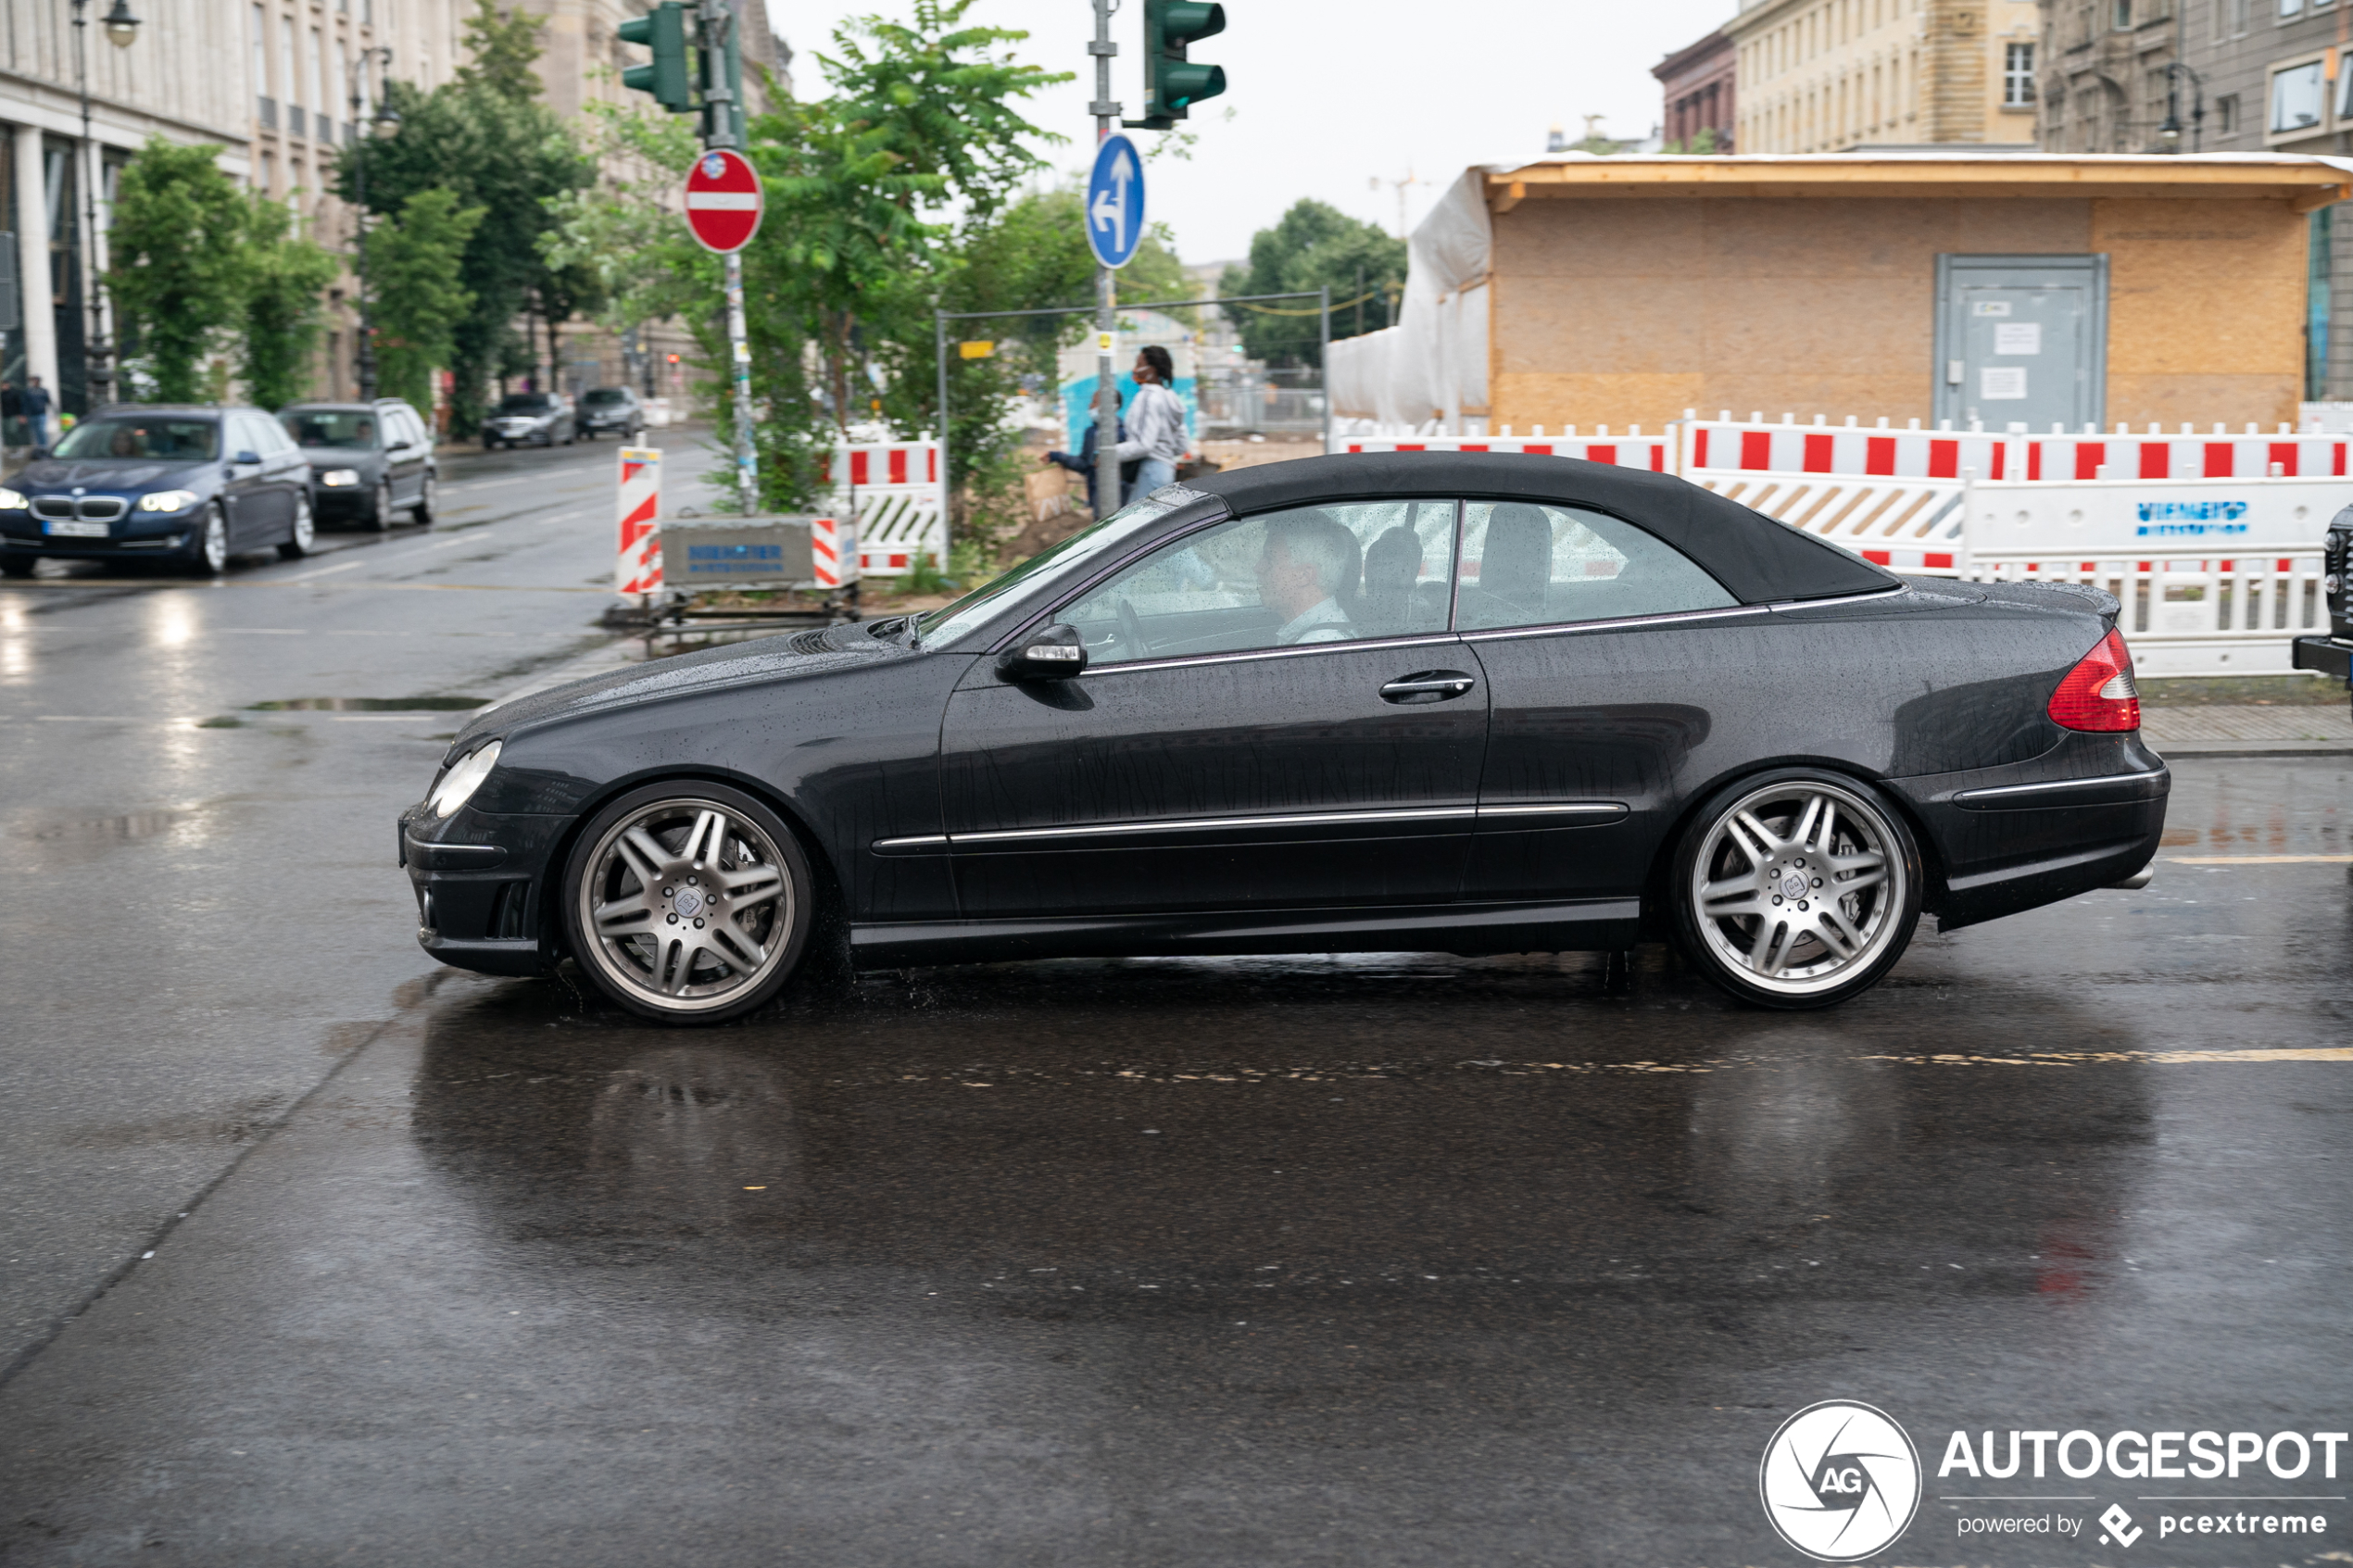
1113;345;1188;501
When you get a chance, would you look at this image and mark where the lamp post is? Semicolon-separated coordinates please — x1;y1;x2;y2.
69;0;138;409
2158;61;2206;154
347;47;396;401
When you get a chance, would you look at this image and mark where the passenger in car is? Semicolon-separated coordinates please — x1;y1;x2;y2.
1258;513;1361;644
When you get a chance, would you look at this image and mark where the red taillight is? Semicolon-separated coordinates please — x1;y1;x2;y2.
2047;628;2142;732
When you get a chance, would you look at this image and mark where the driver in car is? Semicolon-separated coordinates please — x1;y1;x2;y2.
1257;514;1358;645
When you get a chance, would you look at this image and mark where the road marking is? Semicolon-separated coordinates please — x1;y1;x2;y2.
281;556;372;583
2166;854;2353;864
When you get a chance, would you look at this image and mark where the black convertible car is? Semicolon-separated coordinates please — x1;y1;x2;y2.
401;452;2168;1022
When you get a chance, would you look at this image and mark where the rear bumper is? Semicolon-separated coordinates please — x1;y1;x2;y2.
2292;634;2352;683
1888;732;2170;933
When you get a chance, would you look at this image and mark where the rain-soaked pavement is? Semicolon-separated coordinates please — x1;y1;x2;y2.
2;445;2349;1565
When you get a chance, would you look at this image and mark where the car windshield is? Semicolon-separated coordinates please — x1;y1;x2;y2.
497;395;553;414
53;416;220;461
582;388;628;407
913;490;1194;648
281;410;381;448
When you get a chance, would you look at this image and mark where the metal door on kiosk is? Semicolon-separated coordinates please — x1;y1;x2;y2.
1934;254;2107;433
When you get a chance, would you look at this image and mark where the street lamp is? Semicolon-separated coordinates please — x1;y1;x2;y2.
348;47;396;401
69;0;138;408
2158;61;2206;154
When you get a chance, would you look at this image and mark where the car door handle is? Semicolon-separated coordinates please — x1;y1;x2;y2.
1380;670;1478;704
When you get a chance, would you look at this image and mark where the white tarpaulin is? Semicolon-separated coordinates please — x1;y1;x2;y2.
1327;167;1493;427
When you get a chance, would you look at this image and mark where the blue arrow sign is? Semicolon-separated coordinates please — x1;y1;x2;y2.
1086;133;1146;270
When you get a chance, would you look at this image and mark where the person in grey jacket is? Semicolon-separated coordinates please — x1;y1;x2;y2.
1114;345;1188;500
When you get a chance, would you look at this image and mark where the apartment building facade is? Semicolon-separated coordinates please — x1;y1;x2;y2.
1655;31;1737;151
2034;0;2181;151
1727;0;2044;152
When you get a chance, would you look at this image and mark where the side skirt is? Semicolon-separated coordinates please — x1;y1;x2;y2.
848;898;1642;969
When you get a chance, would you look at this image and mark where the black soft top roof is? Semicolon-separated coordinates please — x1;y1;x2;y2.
1188;451;1896;605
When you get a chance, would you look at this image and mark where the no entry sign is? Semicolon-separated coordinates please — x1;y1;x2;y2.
684;148;763;254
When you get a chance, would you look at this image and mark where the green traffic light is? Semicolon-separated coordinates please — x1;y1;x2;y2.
617;1;691;113
1130;0;1227;131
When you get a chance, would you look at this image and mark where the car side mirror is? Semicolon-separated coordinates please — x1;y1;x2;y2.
28;446;47;460
233;449;261;466
995;623;1088;682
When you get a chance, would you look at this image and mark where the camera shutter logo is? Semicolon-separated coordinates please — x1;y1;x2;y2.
1758;1400;1922;1562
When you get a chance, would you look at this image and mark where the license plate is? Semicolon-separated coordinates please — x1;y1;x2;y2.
43;519;107;537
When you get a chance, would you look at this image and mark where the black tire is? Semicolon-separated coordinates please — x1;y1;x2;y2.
0;555;34;578
182;504;231;576
277;495;315;560
1667;767;1922;1010
409;470;435;525
367;479;395;532
560;782;817;1025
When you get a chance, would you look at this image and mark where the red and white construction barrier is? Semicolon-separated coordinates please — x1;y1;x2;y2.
615;445;661;596
820;437;947;577
810;514;858;590
1338;429;1670;472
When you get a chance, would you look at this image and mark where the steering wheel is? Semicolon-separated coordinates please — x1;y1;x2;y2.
1116;597;1153;659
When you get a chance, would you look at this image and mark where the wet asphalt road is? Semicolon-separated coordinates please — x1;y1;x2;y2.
2;448;2350;1565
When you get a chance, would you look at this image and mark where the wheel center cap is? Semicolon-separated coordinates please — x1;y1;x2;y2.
674;887;705;917
1778;872;1807;900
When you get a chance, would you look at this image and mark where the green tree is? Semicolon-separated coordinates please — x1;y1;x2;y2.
369;188;484;413
238;197;341;409
334;0;593;427
106;139;250;401
1219;198;1406;368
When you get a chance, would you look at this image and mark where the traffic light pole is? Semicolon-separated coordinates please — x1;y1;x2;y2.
1089;0;1119;521
698;0;756;514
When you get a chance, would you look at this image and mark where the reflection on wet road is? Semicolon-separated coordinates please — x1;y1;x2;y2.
1;746;2348;1564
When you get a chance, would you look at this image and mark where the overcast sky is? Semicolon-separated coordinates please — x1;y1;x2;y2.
761;0;1739;265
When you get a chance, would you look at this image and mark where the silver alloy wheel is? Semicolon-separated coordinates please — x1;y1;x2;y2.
282;495;315;558
370;479;395;531
1687;779;1907;998
198;506;230;573
575;797;795;1014
412;471;435;523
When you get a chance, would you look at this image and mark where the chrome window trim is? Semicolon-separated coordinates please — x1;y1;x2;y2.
875;800;1627;853
1952;771;2166;804
1763;585;1912;613
1083;629;1466;678
1460;603;1769;644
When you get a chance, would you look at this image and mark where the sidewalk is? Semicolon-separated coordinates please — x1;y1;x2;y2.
2143;702;2353;755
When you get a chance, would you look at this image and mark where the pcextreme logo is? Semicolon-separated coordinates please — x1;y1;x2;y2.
1759;1401;1923;1562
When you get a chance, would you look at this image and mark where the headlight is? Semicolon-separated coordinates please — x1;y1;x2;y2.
137;490;200;512
429;740;502;819
0;488;25;509
319;469;361;487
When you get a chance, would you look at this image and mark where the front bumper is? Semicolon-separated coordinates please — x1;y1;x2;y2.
400;803;568;976
2292;634;2352;683
1;511;198;560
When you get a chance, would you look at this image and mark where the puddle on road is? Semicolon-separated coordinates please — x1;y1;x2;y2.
246;696;490;711
20;804;199;842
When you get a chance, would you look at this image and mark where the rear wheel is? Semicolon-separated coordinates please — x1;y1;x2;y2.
561;783;815;1024
277;495;315;560
1669;769;1921;1010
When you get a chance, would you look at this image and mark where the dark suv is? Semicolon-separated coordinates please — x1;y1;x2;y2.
0;405;313;576
2292;504;2353;701
279;398;437;531
575;386;644;441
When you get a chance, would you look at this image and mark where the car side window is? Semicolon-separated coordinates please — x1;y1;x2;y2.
227;413;267;458
1453;502;1738;632
1062;500;1460;666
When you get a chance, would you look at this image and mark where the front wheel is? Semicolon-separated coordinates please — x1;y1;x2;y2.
184;504;231;576
367;479;395;532
277;495;315;560
409;471;435;525
560;783;816;1024
1668;769;1921;1010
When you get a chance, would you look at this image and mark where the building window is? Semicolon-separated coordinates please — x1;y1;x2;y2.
2004;42;2034;106
258;150;274;195
2282;0;2305;17
2217;94;2239;132
2114;0;2132;26
2272;59;2326;132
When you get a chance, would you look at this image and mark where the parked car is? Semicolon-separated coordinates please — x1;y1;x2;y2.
574;386;644;442
278;398;437;532
481;392;573;449
0;405;313;577
399;451;2170;1023
2291;503;2352;701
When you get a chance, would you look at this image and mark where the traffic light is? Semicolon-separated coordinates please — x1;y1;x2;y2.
618;2;690;113
1132;0;1226;130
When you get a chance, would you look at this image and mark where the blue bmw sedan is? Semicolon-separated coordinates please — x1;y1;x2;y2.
0;405;315;577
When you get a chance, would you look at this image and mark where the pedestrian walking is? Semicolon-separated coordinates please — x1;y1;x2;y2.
1041;391;1137;517
1114;345;1187;503
20;376;52;450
